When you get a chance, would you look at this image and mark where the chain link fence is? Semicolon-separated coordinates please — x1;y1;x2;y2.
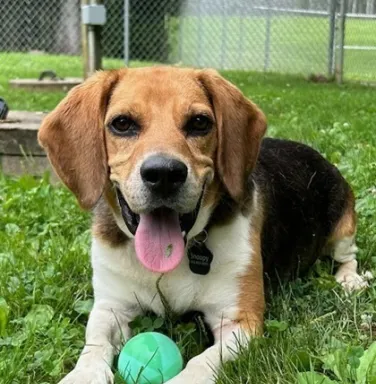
172;1;332;74
0;0;81;55
343;11;376;81
0;0;375;81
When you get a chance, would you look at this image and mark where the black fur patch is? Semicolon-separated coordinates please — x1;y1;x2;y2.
252;138;351;281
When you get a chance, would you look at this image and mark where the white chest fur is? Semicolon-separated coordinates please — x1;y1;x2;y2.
91;212;253;327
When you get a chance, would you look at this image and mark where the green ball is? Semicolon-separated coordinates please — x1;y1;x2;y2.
117;332;183;384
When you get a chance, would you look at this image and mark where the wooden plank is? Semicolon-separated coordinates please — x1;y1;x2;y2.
9;78;82;92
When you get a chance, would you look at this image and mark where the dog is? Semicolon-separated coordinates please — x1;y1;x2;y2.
38;67;369;384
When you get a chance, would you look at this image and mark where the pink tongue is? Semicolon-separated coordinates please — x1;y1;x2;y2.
135;209;185;273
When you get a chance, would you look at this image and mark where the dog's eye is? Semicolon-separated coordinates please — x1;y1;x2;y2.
110;116;139;136
185;115;213;136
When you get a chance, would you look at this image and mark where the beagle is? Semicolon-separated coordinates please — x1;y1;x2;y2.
38;67;368;384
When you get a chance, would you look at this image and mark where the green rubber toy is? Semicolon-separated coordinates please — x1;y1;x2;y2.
117;332;183;384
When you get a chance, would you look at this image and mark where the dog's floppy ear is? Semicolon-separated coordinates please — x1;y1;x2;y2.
197;69;267;202
38;70;120;210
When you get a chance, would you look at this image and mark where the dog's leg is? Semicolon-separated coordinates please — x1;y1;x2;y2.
58;300;132;384
167;301;263;384
167;320;258;384
168;227;264;384
327;193;372;291
332;235;372;291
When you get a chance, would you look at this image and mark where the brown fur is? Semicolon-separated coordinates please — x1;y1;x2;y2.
197;70;267;203
328;190;357;244
92;185;128;246
38;71;121;209
237;192;265;335
105;68;217;203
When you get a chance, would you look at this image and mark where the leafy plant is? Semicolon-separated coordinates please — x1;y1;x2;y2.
357;342;376;384
294;342;376;384
0;298;9;337
297;372;338;384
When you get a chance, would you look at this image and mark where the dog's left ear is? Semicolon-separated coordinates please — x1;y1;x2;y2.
38;70;121;210
197;69;267;202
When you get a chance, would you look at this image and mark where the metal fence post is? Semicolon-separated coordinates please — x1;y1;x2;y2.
124;0;130;66
81;0;104;77
81;0;90;79
327;0;336;77
336;0;347;84
88;0;103;74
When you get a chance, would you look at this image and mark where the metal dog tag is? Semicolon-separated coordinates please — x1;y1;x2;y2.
188;243;213;275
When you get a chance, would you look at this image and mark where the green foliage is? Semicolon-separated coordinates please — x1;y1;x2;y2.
292;341;376;384
357;342;376;384
297;372;338;384
0;298;9;337
73;299;94;316
265;319;289;334
24;305;55;329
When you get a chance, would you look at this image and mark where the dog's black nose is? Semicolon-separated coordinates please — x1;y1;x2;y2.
141;155;188;195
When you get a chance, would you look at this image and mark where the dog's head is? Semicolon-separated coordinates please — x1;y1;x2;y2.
38;67;266;272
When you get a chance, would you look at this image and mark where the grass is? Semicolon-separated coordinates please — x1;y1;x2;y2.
1;56;376;383
177;15;376;81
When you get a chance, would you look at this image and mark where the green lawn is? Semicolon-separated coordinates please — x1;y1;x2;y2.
177;15;376;81
1;56;376;383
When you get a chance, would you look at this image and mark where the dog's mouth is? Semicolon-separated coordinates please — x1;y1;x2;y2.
116;189;203;273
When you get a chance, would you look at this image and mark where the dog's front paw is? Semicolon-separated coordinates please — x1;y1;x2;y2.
335;269;371;291
58;364;113;384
